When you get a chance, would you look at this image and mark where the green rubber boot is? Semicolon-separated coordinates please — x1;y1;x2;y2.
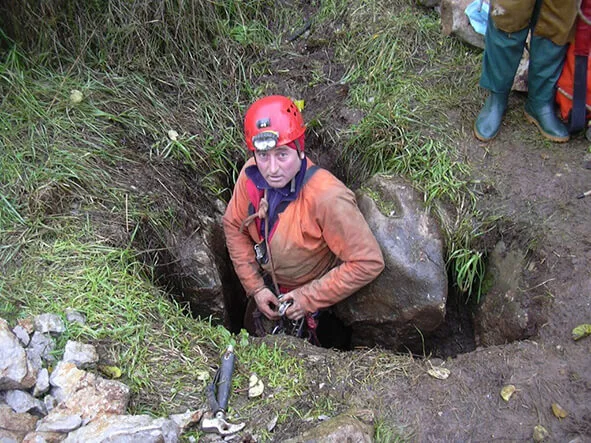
476;15;529;141
474;92;509;141
524;36;569;142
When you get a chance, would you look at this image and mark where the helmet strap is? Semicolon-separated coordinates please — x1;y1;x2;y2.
293;138;304;156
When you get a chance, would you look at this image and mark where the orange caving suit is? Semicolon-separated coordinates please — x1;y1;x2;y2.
222;157;385;314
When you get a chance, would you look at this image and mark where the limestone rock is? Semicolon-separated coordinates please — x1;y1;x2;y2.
335;175;447;349
36;412;82;433
23;431;65;443
62;341;99;369
5;389;47;416
34;314;65;335
0;319;37;390
63;414;180;443
47;361;130;423
0;403;38;435
283;408;375;443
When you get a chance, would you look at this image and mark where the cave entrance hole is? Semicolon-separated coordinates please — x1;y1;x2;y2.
153;265;477;358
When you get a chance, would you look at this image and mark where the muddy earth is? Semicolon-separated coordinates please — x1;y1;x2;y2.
104;7;591;443
234;52;591;443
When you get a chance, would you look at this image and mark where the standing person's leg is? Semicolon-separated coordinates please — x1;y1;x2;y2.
524;37;570;141
524;0;577;142
474;1;534;141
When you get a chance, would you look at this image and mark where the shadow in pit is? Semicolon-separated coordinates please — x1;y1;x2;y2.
401;285;477;359
231;285;475;357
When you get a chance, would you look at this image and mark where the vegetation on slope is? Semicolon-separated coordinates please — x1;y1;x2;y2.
0;0;492;439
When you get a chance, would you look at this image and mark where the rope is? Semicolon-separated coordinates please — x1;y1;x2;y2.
264;202;281;296
239;192;268;233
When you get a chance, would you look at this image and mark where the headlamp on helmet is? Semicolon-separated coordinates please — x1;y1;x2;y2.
252;131;279;151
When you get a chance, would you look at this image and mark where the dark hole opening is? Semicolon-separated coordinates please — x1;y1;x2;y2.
223;279;476;356
141;238;478;356
398;284;476;359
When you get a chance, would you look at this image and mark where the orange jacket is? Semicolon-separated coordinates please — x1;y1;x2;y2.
222;157;384;313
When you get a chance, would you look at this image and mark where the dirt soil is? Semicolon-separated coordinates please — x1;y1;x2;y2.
112;7;591;442
232;24;591;443
361;114;591;442
248;103;591;439
258;2;591;437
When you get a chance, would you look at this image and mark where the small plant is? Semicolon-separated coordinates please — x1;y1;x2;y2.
374;417;407;442
447;248;485;303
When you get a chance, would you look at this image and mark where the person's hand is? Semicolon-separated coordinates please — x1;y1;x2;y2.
253;288;280;320
282;292;307;321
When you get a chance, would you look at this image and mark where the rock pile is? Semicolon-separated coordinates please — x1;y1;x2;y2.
0;313;201;442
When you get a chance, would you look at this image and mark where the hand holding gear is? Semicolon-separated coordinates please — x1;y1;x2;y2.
253;288;280;320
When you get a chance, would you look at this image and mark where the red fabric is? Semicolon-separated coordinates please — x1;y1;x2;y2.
574;0;591;56
245;179;264;240
556;1;591;121
556;44;591;121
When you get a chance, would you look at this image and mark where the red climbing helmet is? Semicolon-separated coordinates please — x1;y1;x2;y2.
244;95;306;152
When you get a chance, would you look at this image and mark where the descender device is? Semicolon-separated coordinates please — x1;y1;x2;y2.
201;345;245;436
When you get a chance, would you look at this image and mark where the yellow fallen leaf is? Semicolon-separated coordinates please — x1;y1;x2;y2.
571;324;591;341
293;99;305;112
167;129;179;141
551;402;568;419
427;367;450;380
500;384;516;402
248;373;264;398
196;370;210;382
98;365;122;379
532;424;549;442
69;89;83;104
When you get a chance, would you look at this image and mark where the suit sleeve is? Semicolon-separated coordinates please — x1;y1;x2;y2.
222;168;266;298
293;183;385;313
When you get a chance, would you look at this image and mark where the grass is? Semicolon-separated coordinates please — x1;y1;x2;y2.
0;222;307;416
0;0;495;437
329;0;487;297
0;9;308;422
374;417;409;442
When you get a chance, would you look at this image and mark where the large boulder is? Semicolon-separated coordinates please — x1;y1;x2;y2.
334;175;447;349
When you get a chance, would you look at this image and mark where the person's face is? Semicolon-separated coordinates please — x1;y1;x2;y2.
254;145;302;189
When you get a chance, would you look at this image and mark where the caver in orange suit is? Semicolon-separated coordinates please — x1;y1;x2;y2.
223;156;384;314
222;95;384;338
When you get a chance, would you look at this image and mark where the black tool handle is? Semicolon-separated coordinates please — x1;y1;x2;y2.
216;345;235;412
